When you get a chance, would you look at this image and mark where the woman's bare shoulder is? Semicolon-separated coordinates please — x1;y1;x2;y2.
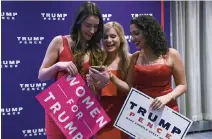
64;35;75;47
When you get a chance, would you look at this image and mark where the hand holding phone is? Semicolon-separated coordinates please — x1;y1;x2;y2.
90;66;105;72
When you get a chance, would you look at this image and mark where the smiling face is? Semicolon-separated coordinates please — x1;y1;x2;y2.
80;15;100;41
130;24;146;49
103;27;121;53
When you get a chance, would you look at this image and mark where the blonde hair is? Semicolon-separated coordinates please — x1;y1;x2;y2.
103;21;130;79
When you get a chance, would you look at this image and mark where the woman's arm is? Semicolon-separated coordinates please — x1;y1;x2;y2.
101;52;139;94
151;48;187;110
38;36;78;82
167;48;187;99
38;36;62;81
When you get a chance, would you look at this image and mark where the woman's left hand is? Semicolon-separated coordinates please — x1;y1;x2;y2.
150;95;172;110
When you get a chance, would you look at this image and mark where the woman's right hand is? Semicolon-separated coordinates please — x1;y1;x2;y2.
56;61;78;76
86;74;96;87
88;67;110;89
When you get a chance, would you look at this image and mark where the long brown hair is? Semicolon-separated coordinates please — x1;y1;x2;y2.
70;1;104;75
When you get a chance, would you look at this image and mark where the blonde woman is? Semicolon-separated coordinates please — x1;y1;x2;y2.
87;21;131;139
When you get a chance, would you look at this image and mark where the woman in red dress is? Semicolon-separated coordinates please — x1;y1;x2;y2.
127;15;187;111
38;2;104;139
87;21;131;139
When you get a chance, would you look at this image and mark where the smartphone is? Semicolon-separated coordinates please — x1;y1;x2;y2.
90;66;105;72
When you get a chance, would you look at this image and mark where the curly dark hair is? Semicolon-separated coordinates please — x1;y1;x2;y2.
131;15;169;57
71;1;104;75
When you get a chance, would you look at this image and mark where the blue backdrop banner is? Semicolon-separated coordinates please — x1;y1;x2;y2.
1;1;170;138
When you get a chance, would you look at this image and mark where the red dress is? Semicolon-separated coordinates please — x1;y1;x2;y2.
45;36;90;139
132;56;179;112
96;70;130;139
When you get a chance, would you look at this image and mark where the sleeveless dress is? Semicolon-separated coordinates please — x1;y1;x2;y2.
96;70;130;139
132;54;179;112
45;36;90;139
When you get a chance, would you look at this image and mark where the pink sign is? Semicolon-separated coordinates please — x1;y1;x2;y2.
36;74;111;139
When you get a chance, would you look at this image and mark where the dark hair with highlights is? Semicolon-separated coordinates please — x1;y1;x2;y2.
131;15;169;57
70;1;104;75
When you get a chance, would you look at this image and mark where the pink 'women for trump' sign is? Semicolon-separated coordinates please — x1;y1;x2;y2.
36;74;111;139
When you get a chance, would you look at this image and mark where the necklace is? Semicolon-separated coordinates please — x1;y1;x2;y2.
140;50;159;65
